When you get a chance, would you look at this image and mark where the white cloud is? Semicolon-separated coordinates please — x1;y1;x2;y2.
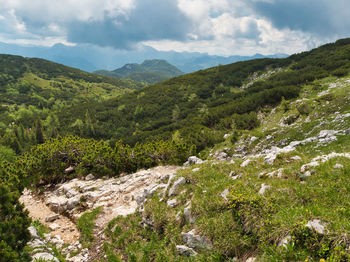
0;0;347;54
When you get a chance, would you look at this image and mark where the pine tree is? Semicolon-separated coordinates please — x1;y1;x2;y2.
34;118;45;144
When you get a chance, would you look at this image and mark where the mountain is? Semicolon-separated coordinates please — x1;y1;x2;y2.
2;38;350;261
0;54;145;151
95;59;184;84
50;38;350;149
1;38;350;261
0;41;287;73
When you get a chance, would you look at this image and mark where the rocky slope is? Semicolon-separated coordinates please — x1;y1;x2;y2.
21;74;350;261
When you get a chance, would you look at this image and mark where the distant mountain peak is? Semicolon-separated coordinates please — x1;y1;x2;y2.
97;59;184;84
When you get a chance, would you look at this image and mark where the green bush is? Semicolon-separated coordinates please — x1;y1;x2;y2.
0;184;31;262
21;136;194;186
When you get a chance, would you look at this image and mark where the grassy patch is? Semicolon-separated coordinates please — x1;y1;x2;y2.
77;206;102;248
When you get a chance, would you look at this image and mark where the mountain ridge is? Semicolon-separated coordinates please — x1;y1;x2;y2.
95;59;183;84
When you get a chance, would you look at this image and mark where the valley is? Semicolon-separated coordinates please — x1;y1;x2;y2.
1;38;350;262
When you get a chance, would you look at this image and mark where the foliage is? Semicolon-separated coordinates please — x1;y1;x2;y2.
21;136;194;186
77;207;102;247
0;184;31;262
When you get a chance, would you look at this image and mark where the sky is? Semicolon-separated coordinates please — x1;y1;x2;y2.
0;0;349;56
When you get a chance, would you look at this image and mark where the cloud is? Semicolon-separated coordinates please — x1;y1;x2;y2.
0;0;348;55
251;0;350;37
67;0;193;49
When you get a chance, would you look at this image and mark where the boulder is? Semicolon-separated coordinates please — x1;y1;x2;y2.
28;226;40;239
184;156;204;166
167;199;178;208
301;161;319;172
181;229;212;250
306;219;325;234
334;163;344;169
220;189;230;202
85;174;95;181
45;214;60;223
64;166;75;173
176;245;198;257
278;235;292;247
32;253;59;262
259;184;271;195
168;177;186;196
240;159;252;167
184;206;195;224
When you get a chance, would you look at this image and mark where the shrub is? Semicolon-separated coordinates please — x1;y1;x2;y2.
21;136;194;186
0;184;31;262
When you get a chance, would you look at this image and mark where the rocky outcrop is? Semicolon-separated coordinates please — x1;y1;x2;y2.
168;177;186;196
27;226;59;262
176;245;198;257
181;229;212;250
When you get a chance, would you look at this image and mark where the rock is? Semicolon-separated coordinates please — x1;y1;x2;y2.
45;214;60;222
181;229;212;250
220;189;230;202
167;199;178;208
141;214;154;228
184;206;195;224
223;134;230;139
291;155;302;161
246;257;256;262
64;166;75;173
168;177;186;196
28;238;46;249
250;136;258;143
66;197;80;210
28;226;40;239
264;153;277;165
49;223;60;231
304;171;312;177
184;156;204;166
301;161;319;172
266;168;284;178
85;174;95;181
259;184;271;195
345;128;350;135
306;219;325;234
240;159;252;167
50;235;64;248
192;168;200;172
212;150;229;161
334;163;344;169
176;245;198;257
32;252;59;262
278;235;292;247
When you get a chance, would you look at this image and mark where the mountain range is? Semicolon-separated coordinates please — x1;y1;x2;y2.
95;59;184;84
0;42;287;73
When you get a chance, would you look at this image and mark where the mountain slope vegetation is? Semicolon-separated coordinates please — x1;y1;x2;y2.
1;38;350;261
56;39;350;150
95;59;184;84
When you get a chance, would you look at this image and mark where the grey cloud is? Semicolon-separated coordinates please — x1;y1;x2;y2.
251;0;350;37
67;0;193;49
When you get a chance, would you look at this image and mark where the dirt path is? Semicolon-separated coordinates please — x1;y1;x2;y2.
20;189;80;244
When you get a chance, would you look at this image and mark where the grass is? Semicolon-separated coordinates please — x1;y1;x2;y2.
100;74;350;261
77;206;102;248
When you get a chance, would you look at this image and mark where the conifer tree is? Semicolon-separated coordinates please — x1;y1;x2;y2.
34;118;45;144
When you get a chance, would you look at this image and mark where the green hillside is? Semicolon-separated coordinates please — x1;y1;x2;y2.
0;54;144;152
1;39;350;261
58;39;350;150
95;59;184;84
